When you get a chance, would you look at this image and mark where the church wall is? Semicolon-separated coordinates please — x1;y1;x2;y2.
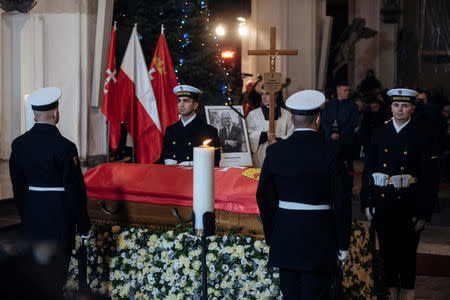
241;0;326;97
0;0;107;160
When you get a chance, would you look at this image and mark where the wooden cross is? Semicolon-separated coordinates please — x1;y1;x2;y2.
248;27;298;134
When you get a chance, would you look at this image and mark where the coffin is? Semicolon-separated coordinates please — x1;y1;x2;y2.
84;163;263;235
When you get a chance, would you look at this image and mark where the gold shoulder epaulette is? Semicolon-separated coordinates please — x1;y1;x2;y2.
431;156;439;160
385;117;393;124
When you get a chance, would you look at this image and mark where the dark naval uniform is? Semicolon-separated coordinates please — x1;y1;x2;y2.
9;123;91;249
360;119;439;289
321;98;359;145
156;115;221;166
321;98;359;196
257;130;352;298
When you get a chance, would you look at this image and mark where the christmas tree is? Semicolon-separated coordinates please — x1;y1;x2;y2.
114;0;241;106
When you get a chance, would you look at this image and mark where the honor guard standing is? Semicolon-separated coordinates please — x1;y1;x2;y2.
257;90;352;299
156;85;221;166
360;88;440;300
9;87;90;295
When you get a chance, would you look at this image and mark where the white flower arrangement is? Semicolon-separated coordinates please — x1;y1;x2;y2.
66;221;383;299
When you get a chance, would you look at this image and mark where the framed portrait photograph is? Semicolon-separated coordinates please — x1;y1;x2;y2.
204;105;252;167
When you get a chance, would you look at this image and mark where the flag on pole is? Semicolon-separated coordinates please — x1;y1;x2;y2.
117;25;162;163
101;23;121;151
149;25;179;136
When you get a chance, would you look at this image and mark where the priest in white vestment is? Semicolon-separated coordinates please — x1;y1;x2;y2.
246;87;295;167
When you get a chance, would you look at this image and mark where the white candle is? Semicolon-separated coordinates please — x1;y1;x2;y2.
193;140;215;232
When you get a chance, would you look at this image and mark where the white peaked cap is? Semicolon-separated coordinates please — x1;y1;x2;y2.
387;88;418;97
173;85;202;95
286;90;325;115
27;87;61;111
387;88;418;103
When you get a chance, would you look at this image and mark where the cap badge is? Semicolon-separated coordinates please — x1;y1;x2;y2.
399;90;402;95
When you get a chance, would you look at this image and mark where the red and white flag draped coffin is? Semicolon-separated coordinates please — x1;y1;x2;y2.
84;163;262;232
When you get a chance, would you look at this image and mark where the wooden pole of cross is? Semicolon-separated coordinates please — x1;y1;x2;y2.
248;27;298;134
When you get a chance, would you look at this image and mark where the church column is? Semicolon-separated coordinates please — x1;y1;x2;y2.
379;22;397;89
241;0;326;96
0;11;40;159
349;0;381;89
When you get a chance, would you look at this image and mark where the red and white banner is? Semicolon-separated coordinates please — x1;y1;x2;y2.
101;25;121;151
117;26;162;163
149;26;179;136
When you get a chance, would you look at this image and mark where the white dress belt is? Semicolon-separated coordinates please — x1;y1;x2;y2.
28;186;65;192
278;200;331;210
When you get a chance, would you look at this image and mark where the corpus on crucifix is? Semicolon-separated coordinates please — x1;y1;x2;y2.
248;26;298;134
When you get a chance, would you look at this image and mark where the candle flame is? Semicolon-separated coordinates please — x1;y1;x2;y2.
202;139;212;146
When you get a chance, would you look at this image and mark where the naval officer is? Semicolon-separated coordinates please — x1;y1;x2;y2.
360;88;440;300
156;84;221;166
257;90;352;299
9;87;90;295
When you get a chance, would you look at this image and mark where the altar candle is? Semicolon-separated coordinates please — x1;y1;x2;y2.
193;139;215;232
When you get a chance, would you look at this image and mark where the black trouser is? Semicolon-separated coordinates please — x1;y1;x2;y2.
374;213;421;289
279;269;331;299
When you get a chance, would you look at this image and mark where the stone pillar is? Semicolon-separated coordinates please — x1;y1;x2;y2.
350;0;381;89
379;23;397;90
0;0;109;160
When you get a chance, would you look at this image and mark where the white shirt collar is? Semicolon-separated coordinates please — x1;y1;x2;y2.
180;113;196;127
294;128;317;132
393;118;411;133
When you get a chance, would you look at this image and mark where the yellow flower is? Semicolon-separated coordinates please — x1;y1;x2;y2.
117;235;126;249
114;270;121;280
208;242;218;250
225;246;235;254
175;242;183;250
168;294;176;300
111;225;121;233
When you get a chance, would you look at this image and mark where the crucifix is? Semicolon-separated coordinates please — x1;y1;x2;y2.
248;27;298;134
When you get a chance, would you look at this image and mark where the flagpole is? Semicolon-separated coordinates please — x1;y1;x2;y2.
106;121;110;162
105;21;116;164
132;22;138;164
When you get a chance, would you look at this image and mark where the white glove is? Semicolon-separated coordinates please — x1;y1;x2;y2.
179;161;193;166
338;250;347;266
164;159;177;165
80;231;91;246
391;175;403;189
402;174;412;188
412;217;425;231
364;207;375;222
372;173;389;187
